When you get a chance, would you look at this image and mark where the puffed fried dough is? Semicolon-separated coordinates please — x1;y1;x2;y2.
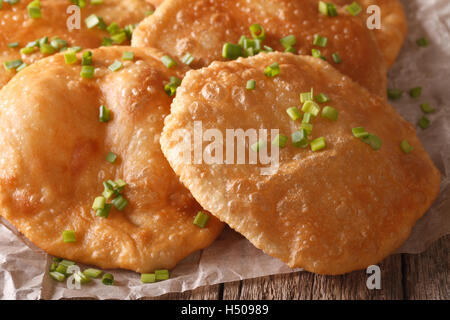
0;0;153;88
0;46;223;273
161;53;441;275
335;0;407;67
132;0;387;96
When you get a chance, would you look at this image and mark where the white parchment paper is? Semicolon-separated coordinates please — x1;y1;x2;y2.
0;0;449;299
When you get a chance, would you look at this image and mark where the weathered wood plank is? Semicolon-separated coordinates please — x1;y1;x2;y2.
150;284;221;300
223;255;403;300
402;235;449;300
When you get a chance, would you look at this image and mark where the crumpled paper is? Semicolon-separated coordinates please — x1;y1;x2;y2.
0;0;449;299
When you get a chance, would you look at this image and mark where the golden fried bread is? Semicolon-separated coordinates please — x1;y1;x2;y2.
0;46;223;273
0;0;152;88
132;0;387;96
335;0;407;66
161;53;440;275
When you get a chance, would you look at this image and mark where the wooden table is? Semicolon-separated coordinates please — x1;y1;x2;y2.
154;235;449;300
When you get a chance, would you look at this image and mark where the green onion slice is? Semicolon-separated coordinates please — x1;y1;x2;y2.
249;24;266;41
141;273;156;283
80;65;95;79
418;116;430;129
313;34;328;47
387;88;403;100
280;35;296;49
420;103;435;114
193;211;210;228
222;43;241;60
292;130;309;148
99;105;111;122
246;79;256;90
49;271;66;282
161;55;178;68
102;273;114;285
62;230;76;243
315;93;330;103
310;137;326;152
301;100;320;117
83;268;103;278
272;134;288;148
332;53;342;64
286;107;301;121
346;1;362;16
264;62;280;77
112;195;128;211
155;269;170;281
400;140;414;154
108;60;123;72
362;134;382;150
122;51;134;61
352;127;369;138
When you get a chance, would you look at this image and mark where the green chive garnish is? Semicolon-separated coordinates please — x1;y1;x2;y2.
222;43;241;60
300;90;313;103
272;134;288;148
400;140;414;154
74;272;91;284
16;62;27;72
99;105;111;122
193;211;210;228
3;59;22;70
112;195;128;211
420;102;435;114
416;37;429;47
161;55;177;68
362;134;382;150
249;24;266;41
292;130;309;148
164;76;182;96
111;31;127;44
301;100;320;117
246;79;256;90
96;203;112;218
8;42;19;48
300;123;313;135
332;53;342;64
312;48;326;60
92;196;106;210
40;43;55;55
409;87;422;98
49;271;66;282
83;268;103;278
280;35;296;49
286;107;302;121
106;22;120;36
313;34;328;47
321;106;338;121
346;1;362;16
264;62;280;77
102;37;113;47
155;270;170;281
102;273;114;285
80;65;95;78
64;51;77;64
310;137;326;152
387;88;403;100
352;127;369;138
181;53;194;65
108;60;122;72
106;152;118;163
141;273;156;283
85;14;102;29
418;116;430;129
27;0;41;19
62;230;76;243
315;93;330;103
302;112;312;124
122;51;134;61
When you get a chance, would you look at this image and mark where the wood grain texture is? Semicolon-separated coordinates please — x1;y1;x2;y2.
154;236;449;300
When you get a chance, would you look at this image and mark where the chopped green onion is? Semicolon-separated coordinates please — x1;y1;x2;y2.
311;48;326;60
106;22;120;36
102;273;114;285
55;263;68;275
161;55;177;68
99;105;111;122
409;87;422;98
96;203;112;218
102;37;113;47
302;112;312;124
5;0;19;4
92;196;105;210
299;123;313;135
301;100;320;117
249;24;266;41
263;45;274;52
85;14;101;29
8;42;19;48
112;195;128;211
74;271;91;284
27;0;41;19
318;1;328;15
155;269;170;281
141;273;156;283
310;137;326;152
181;53;194;65
321;106;338;121
91;0;103;4
246;79;256;90
315;93;330;103
313;34;328;47
59;259;75;267
106;152;118;163
222;43;241;60
111;31;127;44
83;268;103;278
40;43;55;54
292;130;309;148
50;38;68;50
145;10;154;16
16;62;27;72
53;257;62;263
62;230;76;243
418;116;430;129
115;179;127;189
400;140;414;154
332;53;342;64
284;46;295;54
3;59;23;70
124;24;136;39
264;62;280;77
280;35;296;49
49;262;58;272
272;134;288;148
49;271;66;282
319;1;337;16
69;46;83;53
352;127;369;138
20;47;35;55
416;37;429;47
286;107;302;121
387;88;403;100
39;36;48;46
108;60;122;72
250;139;266;152
164;76;182;96
64;51;77;64
327;3;338;16
300;91;313;103
76;0;86;8
193;211;210;228
362;134;382;150
80;65;95;78
122;51;134;61
346;1;362;16
420;102;435;114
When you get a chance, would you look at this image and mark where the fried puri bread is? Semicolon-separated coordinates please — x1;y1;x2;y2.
132;0;387;96
0;46;223;273
161;53;441;275
335;0;407;66
0;0;153;88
